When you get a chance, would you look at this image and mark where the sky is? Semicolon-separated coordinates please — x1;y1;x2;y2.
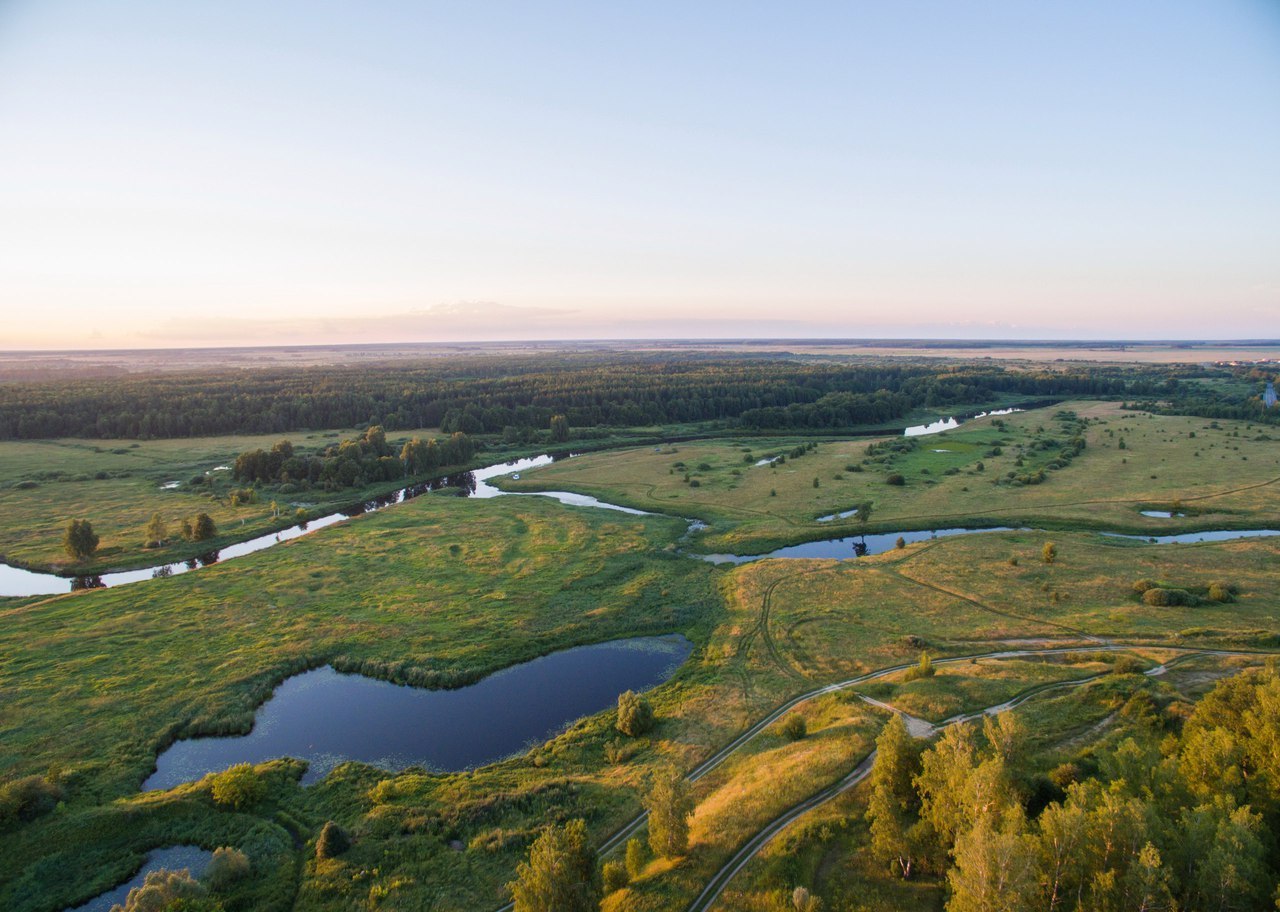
1;1;1278;349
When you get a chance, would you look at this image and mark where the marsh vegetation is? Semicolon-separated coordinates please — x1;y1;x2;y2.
1;354;1278;911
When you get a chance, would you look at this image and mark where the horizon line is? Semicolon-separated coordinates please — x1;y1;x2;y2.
4;337;1280;357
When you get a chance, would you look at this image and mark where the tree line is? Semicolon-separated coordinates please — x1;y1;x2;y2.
232;425;476;492
0;353;1190;440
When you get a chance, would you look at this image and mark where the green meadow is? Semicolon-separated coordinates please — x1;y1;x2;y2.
1;401;1279;911
501;401;1280;554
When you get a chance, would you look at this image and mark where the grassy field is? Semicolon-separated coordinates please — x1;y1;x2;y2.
500;401;1280;553
0;427;466;573
4;402;1280;912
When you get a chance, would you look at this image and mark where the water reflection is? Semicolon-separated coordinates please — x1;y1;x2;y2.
146;634;692;789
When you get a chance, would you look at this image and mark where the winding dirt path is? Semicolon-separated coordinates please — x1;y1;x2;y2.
491;642;1272;912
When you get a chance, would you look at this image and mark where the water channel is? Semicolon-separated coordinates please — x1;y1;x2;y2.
5;424;1278;596
66;846;213;912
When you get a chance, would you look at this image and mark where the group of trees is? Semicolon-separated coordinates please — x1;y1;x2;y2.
507;765;695;911
866;663;1280;911
232;426;475;492
0;353;1189;440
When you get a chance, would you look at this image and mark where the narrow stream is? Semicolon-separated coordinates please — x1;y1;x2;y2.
5;420;1276;597
0;454;653;597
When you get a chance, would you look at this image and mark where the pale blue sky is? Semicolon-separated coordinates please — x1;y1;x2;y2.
1;1;1278;347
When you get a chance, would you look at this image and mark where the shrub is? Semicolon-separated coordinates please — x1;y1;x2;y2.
209;763;265;810
1142;587;1194;607
780;715;807;741
0;775;63;827
792;886;821;911
1048;762;1080;789
115;869;208;911
886;473;905;486
604;738;639;765
1113;655;1145;675
625;837;647;879
602;859;629;893
1208;582;1236;603
616;690;655;737
192;513;218;541
1132;578;1161;594
205;846;251;890
1042;542;1057;564
901;651;935;682
895;536;906;549
316;820;351;859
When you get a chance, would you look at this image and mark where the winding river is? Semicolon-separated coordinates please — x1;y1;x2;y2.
4;444;1278;597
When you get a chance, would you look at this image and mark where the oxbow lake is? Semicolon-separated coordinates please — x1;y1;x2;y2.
145;634;692;790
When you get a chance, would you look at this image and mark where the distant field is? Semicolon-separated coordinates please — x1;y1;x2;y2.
673;341;1280;364
4;395;1280;911
502;401;1280;553
0;426;451;572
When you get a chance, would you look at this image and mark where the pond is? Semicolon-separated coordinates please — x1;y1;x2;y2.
816;507;859;523
903;407;1022;437
144;634;691;790
67;845;213;912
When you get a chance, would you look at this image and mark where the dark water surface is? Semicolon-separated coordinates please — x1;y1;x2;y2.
699;527;1025;564
145;634;691;790
66;846;213;912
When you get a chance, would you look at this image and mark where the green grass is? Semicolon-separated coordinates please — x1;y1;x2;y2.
0;427;465;573
500;402;1280;554
5;403;1280;912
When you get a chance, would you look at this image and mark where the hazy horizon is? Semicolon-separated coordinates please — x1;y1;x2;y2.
2;1;1278;349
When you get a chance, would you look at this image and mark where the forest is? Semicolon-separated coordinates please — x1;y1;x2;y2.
0;352;1232;440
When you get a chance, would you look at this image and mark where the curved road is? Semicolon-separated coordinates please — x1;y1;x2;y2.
494;642;1269;912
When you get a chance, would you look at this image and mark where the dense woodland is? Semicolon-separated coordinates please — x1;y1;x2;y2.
0;353;1242;441
864;662;1280;912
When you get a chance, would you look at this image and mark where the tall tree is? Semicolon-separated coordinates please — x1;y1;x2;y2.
644;768;694;858
866;714;926;878
945;810;1040;912
143;512;168;548
506;819;599;912
550;414;570;443
62;519;99;560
